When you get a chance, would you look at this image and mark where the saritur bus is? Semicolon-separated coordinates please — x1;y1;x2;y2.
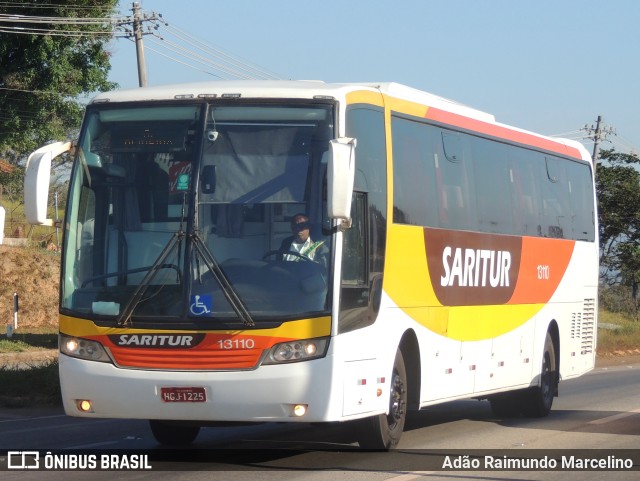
25;81;598;449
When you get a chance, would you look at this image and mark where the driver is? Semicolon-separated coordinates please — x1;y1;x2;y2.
279;213;328;268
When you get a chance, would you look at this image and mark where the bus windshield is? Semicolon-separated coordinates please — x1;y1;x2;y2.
61;102;334;325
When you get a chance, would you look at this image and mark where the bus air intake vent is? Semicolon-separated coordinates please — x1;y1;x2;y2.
580;298;596;355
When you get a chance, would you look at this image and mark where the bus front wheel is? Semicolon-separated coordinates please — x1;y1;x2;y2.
149;420;200;446
356;350;407;450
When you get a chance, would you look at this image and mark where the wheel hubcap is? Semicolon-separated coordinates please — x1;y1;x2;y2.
541;351;552;400
388;371;406;426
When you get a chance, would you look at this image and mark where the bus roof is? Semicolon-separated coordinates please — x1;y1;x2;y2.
89;80;591;163
90;80;493;120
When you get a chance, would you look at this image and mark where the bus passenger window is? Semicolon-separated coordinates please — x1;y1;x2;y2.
437;130;476;231
542;157;571;239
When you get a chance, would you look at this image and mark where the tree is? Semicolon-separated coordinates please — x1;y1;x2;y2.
596;149;640;306
0;0;118;159
0;164;24;203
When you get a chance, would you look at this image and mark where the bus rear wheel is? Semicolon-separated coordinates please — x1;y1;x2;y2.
489;332;557;418
521;332;557;417
149;420;200;446
357;350;407;450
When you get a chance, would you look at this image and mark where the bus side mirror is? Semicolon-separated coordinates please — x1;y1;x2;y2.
24;141;72;226
327;137;356;222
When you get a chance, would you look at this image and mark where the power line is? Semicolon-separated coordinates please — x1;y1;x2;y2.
0;2;114;11
160;23;281;80
0;2;285;90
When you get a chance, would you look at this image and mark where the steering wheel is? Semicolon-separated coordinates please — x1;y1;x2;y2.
262;250;313;262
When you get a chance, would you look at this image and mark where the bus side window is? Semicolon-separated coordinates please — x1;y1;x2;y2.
509;152;544;237
342;192;368;286
339;191;374;334
542;156;571;239
437;130;476;231
566;161;596;241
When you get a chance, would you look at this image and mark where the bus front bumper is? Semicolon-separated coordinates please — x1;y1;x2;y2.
58;353;338;423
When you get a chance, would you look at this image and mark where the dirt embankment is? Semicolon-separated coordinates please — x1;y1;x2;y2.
0;245;60;331
0;244;639;366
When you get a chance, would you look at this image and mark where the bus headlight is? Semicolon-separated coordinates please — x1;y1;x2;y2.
60;334;112;363
263;337;329;365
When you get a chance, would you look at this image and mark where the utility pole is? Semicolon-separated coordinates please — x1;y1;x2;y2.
115;2;163;87
132;2;147;87
582;115;616;171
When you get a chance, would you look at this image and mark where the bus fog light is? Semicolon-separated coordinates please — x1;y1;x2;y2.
292;404;307;417
77;400;94;413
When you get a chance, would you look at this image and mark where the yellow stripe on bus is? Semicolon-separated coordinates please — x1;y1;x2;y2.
384;222;545;341
59;315;332;339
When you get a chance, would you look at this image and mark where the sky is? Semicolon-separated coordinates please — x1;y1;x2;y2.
108;0;640;155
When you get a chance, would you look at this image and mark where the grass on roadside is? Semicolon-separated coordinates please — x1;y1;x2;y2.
0;359;61;407
0;332;60;408
596;309;640;357
0;332;57;353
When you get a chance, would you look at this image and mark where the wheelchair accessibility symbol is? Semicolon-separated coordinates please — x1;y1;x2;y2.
190;295;212;316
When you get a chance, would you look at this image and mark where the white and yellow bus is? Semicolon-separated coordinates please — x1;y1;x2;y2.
26;81;598;449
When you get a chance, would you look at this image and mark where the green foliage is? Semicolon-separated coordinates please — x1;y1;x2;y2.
0;0;119;158
599;285;640;319
0;164;24;202
597;149;640;305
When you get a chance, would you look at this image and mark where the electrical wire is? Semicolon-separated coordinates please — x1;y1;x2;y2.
0;10;285;80
142;41;226;80
147;35;257;80
0;2;115;11
0;6;288;104
161;23;281;80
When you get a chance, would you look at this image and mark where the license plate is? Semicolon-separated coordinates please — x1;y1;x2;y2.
160;387;207;403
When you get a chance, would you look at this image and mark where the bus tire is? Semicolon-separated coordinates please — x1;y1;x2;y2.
149;420;200;446
357;350;407;450
521;332;557;417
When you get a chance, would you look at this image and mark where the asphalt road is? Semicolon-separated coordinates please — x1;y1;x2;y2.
1;358;639;481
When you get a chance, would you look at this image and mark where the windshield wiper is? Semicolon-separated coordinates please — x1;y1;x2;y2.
114;192;254;328
115;230;184;327
115;193;188;328
190;232;255;327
